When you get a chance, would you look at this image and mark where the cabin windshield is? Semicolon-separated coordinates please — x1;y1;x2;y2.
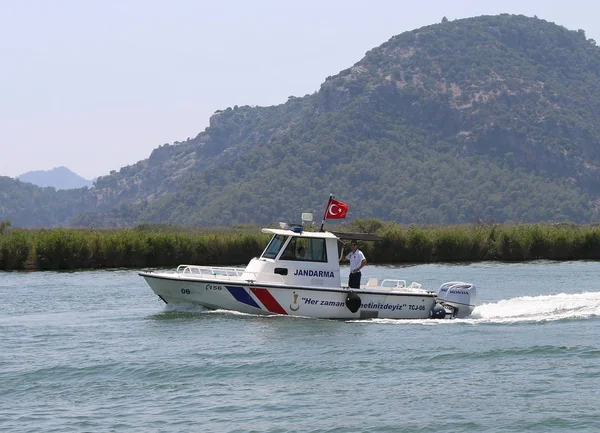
262;235;287;259
280;237;328;262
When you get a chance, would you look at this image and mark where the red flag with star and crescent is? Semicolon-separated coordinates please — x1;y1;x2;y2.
325;198;349;219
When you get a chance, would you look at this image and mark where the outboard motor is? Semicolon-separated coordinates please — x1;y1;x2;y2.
437;282;477;318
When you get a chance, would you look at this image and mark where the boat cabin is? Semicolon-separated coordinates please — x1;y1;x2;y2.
242;228;344;288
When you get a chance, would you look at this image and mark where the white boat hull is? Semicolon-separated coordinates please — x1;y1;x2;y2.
140;271;439;320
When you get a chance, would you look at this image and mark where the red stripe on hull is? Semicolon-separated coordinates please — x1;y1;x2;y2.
250;287;288;315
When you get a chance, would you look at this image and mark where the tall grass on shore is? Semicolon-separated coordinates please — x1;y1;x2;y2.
1;222;600;271
363;222;600;263
0;227;269;271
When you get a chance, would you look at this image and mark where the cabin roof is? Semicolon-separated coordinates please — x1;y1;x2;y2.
261;228;338;239
331;231;382;241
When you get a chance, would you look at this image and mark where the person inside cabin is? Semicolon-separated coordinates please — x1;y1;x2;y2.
296;246;307;259
343;240;367;288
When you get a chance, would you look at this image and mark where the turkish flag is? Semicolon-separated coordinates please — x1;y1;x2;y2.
325;199;348;219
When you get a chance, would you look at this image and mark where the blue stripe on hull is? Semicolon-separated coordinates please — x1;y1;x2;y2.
226;286;261;309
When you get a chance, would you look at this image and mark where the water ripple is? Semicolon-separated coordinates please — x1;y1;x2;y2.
2;265;600;432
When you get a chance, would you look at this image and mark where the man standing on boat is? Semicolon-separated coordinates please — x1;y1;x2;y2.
344;241;367;289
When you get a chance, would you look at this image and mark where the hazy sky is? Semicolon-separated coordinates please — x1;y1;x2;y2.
1;0;599;179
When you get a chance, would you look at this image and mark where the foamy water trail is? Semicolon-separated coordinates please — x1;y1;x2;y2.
164;303;207;313
468;291;600;323
163;304;267;318
367;292;600;325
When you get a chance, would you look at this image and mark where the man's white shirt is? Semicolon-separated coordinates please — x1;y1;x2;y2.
346;250;365;272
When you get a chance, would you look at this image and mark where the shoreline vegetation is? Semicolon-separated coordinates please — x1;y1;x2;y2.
1;219;600;271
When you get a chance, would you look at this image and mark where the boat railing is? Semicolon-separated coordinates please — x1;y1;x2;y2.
379;279;424;291
381;279;407;289
176;265;246;279
171;264;286;284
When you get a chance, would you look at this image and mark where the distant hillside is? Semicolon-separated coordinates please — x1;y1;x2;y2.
18;167;93;190
0;176;91;227
2;14;600;227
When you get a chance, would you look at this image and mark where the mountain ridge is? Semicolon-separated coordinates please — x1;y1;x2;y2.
2;14;600;227
18;166;94;190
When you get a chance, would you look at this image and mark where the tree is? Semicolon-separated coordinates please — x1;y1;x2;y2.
0;220;11;235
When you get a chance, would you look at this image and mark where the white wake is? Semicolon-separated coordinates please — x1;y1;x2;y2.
468;291;600;323
366;291;600;325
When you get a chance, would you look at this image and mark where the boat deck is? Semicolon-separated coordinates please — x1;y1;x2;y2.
143;265;433;294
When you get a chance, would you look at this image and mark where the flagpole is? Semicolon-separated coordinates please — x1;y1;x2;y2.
319;194;333;232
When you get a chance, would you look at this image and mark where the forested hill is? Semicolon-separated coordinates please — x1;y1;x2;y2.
3;14;600;227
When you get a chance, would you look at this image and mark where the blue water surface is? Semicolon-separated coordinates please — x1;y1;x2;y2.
1;261;600;432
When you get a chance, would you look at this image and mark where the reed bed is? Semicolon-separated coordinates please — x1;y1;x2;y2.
0;228;270;271
1;223;600;270
363;223;600;263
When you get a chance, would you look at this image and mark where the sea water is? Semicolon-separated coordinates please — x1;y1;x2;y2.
1;261;600;432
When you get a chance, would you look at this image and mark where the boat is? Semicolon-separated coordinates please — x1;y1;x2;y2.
139;218;477;320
